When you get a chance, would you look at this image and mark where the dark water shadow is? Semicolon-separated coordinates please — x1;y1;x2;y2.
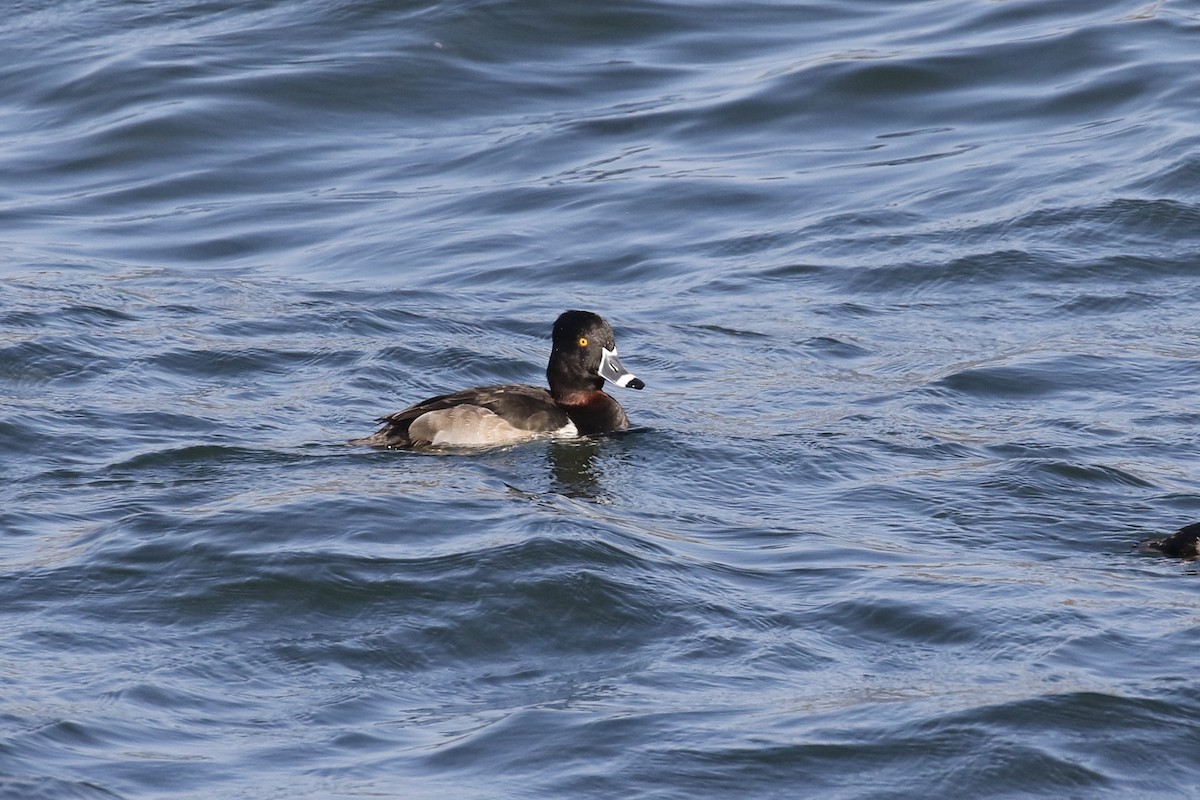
544;428;648;500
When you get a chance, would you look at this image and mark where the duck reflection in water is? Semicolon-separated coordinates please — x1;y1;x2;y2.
545;433;643;500
546;438;605;498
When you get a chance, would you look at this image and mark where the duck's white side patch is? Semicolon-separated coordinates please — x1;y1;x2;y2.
550;420;579;438
410;406;535;447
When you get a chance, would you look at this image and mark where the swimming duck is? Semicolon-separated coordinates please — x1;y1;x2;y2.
351;310;644;449
1139;522;1200;560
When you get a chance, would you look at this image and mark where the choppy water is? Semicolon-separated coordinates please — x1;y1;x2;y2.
4;1;1200;798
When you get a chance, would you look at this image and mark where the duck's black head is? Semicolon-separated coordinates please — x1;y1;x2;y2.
547;310;644;398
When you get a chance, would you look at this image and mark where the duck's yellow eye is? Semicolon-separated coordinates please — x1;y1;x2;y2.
578;336;588;347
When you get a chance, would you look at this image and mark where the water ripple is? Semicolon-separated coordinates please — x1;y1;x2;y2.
5;0;1200;797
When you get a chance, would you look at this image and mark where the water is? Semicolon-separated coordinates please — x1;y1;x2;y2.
4;0;1200;797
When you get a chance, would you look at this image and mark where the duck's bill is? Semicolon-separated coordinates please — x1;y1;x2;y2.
598;346;645;390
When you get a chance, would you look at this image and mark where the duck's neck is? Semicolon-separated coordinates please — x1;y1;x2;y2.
553;389;630;435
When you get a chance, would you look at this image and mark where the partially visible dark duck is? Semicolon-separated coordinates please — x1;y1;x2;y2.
1139;522;1200;561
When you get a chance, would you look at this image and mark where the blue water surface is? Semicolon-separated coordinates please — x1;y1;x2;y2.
3;1;1200;798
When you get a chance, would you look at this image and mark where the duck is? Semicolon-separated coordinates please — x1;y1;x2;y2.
350;310;645;449
1139;522;1200;561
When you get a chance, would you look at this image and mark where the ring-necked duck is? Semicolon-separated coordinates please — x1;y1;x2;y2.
1140;522;1200;560
351;310;644;449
